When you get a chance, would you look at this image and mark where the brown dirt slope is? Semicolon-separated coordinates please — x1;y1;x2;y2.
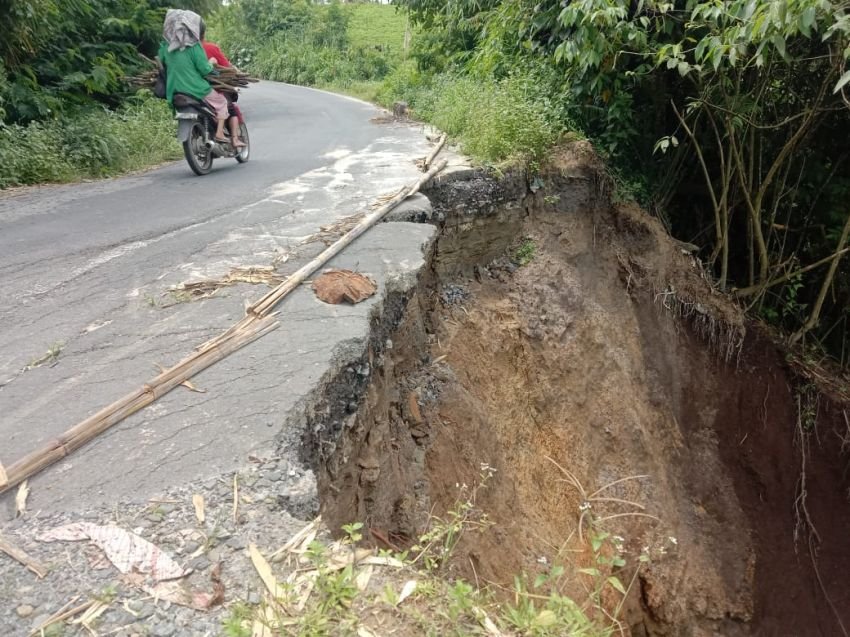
316;142;850;636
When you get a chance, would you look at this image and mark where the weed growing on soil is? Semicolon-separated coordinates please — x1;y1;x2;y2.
410;464;495;573
234;464;622;636
27;341;64;369
514;238;537;267
540;456;663;634
223;602;253;637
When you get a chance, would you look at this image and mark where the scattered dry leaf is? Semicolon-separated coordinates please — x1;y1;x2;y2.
305;213;366;245
359;555;405;568
396;579;417;605
192;494;205;524
145;563;225;611
28;598;92;636
252;600;276;637
233;474;239;523
312;269;377;305
478;608;506;636
355;564;373;592
250;543;283;601
174;266;285;300
180;379;206;393
70;600;109;627
15;480;29;517
271;516;322;563
84;546;111;570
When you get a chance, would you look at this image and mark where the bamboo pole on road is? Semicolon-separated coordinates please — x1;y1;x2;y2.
0;158;448;495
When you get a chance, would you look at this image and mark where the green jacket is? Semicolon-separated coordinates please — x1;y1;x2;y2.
157;41;214;103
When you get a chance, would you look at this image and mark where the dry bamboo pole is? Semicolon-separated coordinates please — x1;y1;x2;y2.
0;159;447;494
422;135;446;171
0;315;278;495
0;534;49;578
249;158;448;317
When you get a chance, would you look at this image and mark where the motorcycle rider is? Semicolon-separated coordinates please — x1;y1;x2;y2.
158;10;245;147
199;21;244;126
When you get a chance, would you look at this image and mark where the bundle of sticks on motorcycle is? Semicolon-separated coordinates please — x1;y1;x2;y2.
125;9;259;175
126;60;259;93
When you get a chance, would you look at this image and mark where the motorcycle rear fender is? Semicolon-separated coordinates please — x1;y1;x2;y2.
176;119;196;142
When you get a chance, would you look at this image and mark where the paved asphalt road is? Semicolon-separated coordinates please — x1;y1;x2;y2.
0;81;436;513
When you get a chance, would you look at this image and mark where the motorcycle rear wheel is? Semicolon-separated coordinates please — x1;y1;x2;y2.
235;122;250;164
183;123;214;176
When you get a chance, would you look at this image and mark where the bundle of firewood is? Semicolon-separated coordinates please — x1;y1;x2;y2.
207;65;259;94
125;67;159;88
125;56;258;94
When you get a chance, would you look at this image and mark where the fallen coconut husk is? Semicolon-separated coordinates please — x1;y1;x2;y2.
312;270;377;305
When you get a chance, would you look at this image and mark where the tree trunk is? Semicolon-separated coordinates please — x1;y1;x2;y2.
791;211;850;344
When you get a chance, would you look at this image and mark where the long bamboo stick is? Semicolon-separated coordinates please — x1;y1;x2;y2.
0;158;447;494
423;135;447;171
0;315;278;494
249;158;448;317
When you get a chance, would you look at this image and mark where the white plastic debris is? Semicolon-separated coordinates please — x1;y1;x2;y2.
39;522;189;580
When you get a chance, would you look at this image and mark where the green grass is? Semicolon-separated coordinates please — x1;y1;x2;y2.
515;238;537;266
375;63;580;164
227;470;635;637
320;79;383;103
341;4;411;52
0;91;180;188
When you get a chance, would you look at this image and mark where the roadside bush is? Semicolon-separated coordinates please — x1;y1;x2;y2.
0;93;179;188
378;64;578;163
209;2;400;93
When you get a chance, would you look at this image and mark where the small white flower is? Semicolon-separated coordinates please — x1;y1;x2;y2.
668;536;678;545
537;556;549;565
579;502;592;512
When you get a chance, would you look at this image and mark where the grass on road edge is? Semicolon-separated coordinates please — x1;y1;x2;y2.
0;91;181;190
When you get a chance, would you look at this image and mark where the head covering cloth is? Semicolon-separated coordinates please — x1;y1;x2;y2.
163;9;203;52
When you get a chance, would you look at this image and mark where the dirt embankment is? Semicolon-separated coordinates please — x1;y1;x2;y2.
300;143;850;636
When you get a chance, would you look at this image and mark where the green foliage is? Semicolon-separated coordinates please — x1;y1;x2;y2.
249;35;391;88
344;3;411;52
208;1;402;90
378;62;577;163
504;573;608;636
1;0;223;124
392;0;850;363
514;237;536;266
0;0;218;186
0;93;180;188
222;601;253;637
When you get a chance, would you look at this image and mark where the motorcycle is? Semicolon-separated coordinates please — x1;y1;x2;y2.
173;92;250;176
